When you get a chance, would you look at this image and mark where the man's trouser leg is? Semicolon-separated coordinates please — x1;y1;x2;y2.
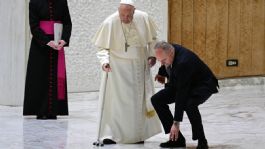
185;105;206;140
151;88;174;133
185;94;212;140
151;88;184;138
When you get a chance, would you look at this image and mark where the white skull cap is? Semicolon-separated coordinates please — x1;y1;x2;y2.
120;0;135;7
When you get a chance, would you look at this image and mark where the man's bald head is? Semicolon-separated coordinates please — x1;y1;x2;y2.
118;4;135;24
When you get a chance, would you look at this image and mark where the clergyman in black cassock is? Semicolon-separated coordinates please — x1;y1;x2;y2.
151;41;219;149
23;0;72;120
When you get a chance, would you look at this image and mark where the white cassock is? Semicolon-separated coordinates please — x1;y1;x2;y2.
92;10;162;143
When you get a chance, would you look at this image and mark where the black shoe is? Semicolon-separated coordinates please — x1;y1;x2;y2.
135;141;144;144
197;139;208;149
160;139;186;148
47;115;57;120
36;115;47;120
103;139;116;145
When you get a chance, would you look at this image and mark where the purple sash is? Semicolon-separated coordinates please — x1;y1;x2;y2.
40;21;66;100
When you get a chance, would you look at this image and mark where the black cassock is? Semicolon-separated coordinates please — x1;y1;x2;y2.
23;0;72;116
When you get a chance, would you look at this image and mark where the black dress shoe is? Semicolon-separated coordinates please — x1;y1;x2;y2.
160;139;186;148
197;139;208;149
36;115;48;120
103;139;116;144
47;115;57;120
135;141;144;144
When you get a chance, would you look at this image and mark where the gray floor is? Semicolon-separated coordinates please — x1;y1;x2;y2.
0;85;265;149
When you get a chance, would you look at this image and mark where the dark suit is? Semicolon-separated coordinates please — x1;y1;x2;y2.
151;44;219;140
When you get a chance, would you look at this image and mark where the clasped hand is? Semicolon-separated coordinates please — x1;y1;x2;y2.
47;40;66;50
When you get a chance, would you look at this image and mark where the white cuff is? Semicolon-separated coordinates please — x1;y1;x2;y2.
97;48;110;66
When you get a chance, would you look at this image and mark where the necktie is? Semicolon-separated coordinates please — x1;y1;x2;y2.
166;66;172;82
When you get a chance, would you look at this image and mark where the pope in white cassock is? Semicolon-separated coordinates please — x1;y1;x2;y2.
92;0;162;144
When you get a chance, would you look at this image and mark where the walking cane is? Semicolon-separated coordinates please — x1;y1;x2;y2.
93;72;108;147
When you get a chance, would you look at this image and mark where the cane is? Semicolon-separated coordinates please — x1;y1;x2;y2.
93;72;108;146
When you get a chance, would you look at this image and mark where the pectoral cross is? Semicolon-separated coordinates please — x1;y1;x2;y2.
125;42;130;52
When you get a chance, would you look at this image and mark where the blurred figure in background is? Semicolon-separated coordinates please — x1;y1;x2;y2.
23;0;72;120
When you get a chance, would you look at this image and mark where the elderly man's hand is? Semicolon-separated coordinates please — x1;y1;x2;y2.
148;57;156;67
155;74;166;84
102;63;112;72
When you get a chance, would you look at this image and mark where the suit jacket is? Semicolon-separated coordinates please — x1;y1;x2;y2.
158;44;219;121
